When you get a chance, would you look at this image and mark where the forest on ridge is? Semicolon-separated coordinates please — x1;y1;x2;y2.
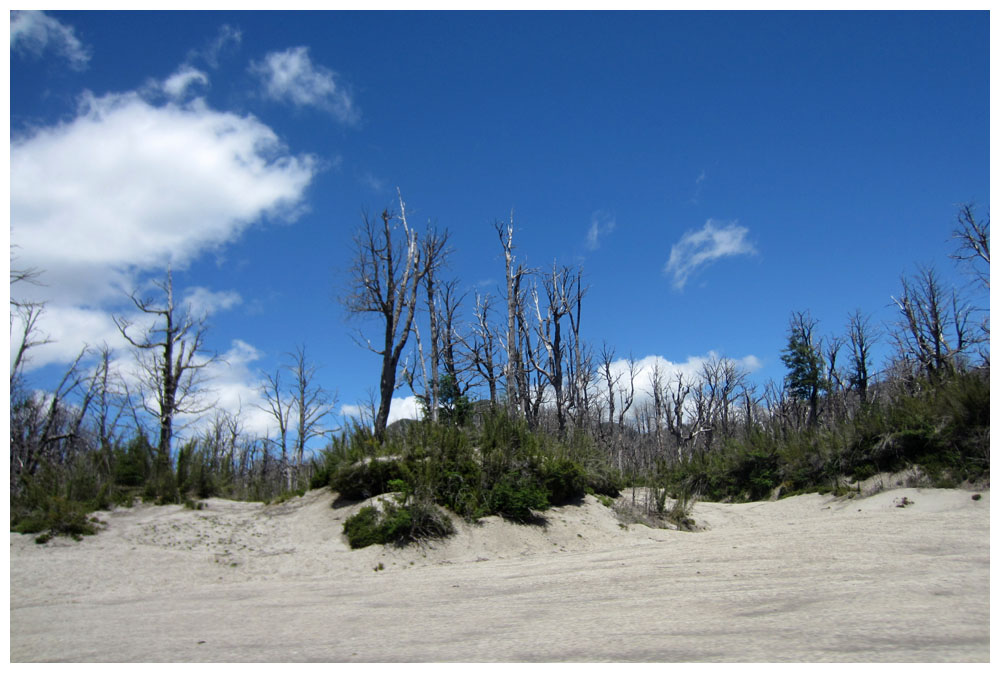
9;199;990;546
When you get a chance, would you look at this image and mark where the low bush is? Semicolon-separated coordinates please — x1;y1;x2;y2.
13;496;98;541
331;458;410;501
540;457;587;505
342;499;454;549
485;472;548;522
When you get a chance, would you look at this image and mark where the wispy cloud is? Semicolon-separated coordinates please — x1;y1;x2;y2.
183;287;242;318
161;65;209;100
664;219;757;290
359;170;385;192
196;24;241;68
690;169;707;204
250;46;359;124
585;210;616;251
10;10;91;70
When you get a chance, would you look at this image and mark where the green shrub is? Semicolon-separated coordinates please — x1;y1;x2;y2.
343;506;383;549
331;458;410;501
114;434;154;487
486;473;548;522
541;457;587;505
342;499;454;549
584;466;624;498
13;496;98;541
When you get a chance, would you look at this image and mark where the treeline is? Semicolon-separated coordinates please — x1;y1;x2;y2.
9;200;990;542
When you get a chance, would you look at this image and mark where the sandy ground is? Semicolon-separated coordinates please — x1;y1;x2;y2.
9;485;990;662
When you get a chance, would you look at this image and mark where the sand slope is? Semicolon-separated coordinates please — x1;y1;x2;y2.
9;486;989;662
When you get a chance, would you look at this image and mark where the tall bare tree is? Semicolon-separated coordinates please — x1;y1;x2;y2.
950;204;989;290
468;292;502;406
258;366;292;490
496;215;532;416
345;191;446;440
531;263;579;434
890;266;975;380
114;269;215;475
289;344;336;480
846;309;878;405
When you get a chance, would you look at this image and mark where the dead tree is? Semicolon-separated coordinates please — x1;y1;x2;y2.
344;191;445;440
496;215;530;416
599;343;621;428
289;345;336;483
891;266;975;380
257;366;292;491
532;263;575;434
845;310;877;405
951;204;990;290
565;269;590;430
468;292;502;406
10;346;91;495
86;344;129;473
420;227;451;422
437;279;469;393
114;268;216;474
950;204;989;363
616;354;638;430
9;257;51;391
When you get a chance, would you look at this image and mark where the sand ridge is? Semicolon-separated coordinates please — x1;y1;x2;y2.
9;486;990;662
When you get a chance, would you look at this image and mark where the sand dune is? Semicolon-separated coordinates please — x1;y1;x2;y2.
9;486;989;662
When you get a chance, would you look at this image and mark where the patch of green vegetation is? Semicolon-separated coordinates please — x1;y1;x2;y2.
596;493;616;508
658;370;989;502
13;495;98;542
343;499;454;549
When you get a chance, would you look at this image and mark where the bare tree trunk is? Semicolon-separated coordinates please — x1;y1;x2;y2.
114;268;215;477
344;191;447;441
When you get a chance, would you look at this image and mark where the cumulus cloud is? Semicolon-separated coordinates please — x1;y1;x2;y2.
9;304;127;374
10;10;91;70
11;88;316;308
108;338;277;442
664;219;757;290
191;339;275;438
9;77;318;376
340;396;424;426
601;351;762;415
585;210;616;251
250;46;358;124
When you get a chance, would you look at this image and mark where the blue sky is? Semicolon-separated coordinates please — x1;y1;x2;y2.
9;10;990;446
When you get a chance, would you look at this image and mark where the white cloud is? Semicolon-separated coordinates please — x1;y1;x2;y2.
388;396;424;425
192;339;275;438
664;219;757;290
601;351;762;414
585;210;616;251
112;338;276;442
10;10;91;70
162;65;209;100
9;304;127;373
197;24;242;68
250;46;358;124
340;396;424;426
11;88;316;307
183;287;243;319
9;79;318;376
